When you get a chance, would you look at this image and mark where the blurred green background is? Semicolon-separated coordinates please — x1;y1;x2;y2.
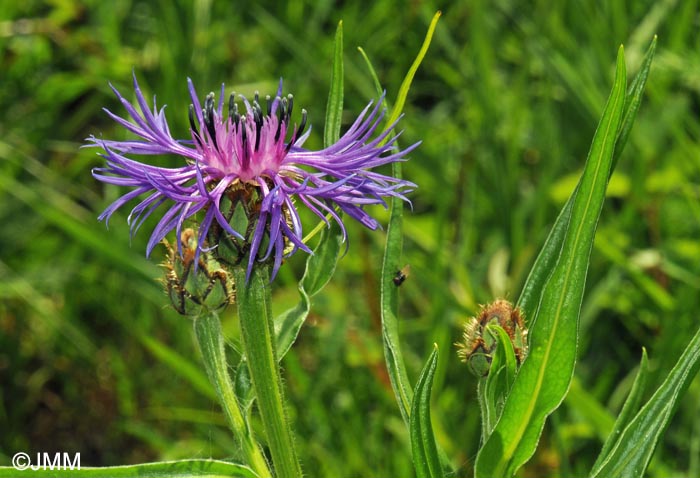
1;1;699;477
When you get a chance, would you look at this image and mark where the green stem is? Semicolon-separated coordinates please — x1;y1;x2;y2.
234;265;302;478
194;311;271;478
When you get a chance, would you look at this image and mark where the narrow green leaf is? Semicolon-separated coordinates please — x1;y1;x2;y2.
410;346;442;478
138;334;216;401
380;180;412;423
487;325;518;398
613;36;657;172
590;348;649;475
274;220;343;360
518;37;657;324
383;11;441;139
357;47;384;98
479;325;518;442
476;47;627;478
591;326;700;478
380;10;441;426
0;459;257;478
324;20;343;149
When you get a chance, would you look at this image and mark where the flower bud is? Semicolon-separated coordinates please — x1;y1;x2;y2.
456;299;528;377
161;229;235;315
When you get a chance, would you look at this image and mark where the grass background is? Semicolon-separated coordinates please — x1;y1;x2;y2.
1;1;699;477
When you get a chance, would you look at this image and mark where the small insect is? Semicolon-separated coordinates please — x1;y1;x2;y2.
393;264;411;286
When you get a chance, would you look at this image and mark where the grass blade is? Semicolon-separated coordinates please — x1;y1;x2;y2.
138;334;216;401
476;47;627;478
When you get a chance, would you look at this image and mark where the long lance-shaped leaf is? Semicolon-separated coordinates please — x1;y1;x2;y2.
324;20;344;149
381;11;441;144
612;36;657;173
518;37;656;324
410;346;442;478
475;47;627;478
380;169;412;422
276;19;345;360
0;459;257;478
589;348;650;475
380;9;441;425
590;326;700;478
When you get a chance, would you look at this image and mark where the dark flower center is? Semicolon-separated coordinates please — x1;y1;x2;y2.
187;90;308;156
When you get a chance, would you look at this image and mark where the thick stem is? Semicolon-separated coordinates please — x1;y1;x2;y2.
194;311;271;477
234;265;302;478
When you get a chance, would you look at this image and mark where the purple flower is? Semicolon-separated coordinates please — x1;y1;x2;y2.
90;74;418;279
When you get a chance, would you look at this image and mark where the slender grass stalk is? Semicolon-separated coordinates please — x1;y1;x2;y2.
234;265;302;478
194;312;271;477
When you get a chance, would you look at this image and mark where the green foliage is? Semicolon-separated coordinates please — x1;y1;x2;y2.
194;312;269;477
410;346;441;478
3;1;700;477
379;9;442;426
478;325;518;443
476;46;628;478
275;20;346;361
591;327;700;477
590;348;649;475
324;21;345;150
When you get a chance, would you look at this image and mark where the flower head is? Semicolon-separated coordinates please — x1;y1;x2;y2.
90;74;418;279
456;299;528;377
162;228;236;315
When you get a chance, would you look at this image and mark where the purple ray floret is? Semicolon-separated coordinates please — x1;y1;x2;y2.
90;74;418;279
